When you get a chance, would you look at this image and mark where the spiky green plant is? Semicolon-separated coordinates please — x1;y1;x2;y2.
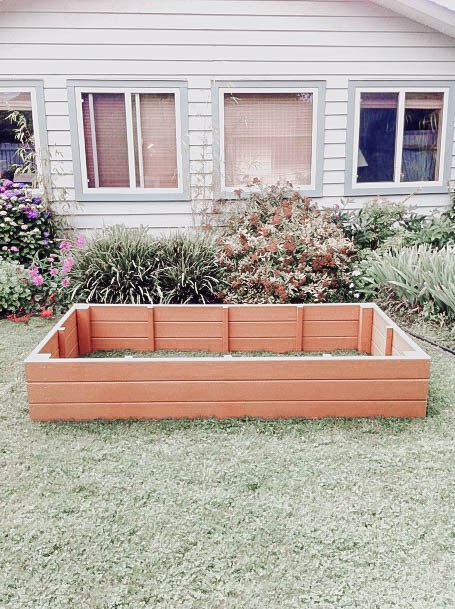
70;225;161;304
155;232;225;304
359;244;455;319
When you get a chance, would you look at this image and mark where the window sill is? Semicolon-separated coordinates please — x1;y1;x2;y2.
75;190;191;203
344;183;449;197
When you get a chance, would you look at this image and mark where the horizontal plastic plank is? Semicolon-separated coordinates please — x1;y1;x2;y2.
91;337;151;351
302;305;360;321
38;333;60;358
301;337;358;351
153;306;224;322
25;358;431;383
91;321;148;339
89;306;149;322
303;320;358;338
28;379;429;404
228;306;296;322
229;321;295;338
29;400;427;422
228;338;296;352
154;338;223;352
154;321;222;338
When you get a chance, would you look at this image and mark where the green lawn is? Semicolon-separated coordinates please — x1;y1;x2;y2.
0;317;454;609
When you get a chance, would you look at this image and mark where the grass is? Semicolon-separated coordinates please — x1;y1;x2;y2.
0;316;454;609
83;348;367;358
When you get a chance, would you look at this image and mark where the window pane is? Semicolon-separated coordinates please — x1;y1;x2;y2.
401;92;443;183
132;93;178;188
357;92;398;183
0;92;33;179
81;93;130;188
223;92;313;187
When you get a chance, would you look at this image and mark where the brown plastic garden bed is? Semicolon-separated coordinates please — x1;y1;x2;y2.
25;303;430;421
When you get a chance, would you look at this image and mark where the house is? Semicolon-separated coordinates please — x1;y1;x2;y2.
1;0;455;234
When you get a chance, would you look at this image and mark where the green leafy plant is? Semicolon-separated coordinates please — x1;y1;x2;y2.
216;185;356;304
0;260;32;315
354;245;455;320
155;233;225;304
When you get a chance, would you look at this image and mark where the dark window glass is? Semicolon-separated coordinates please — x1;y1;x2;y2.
357;92;398;183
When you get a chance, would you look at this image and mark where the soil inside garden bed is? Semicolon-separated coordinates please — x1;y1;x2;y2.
81;349;371;358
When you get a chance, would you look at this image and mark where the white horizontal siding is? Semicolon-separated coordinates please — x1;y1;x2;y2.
0;0;453;232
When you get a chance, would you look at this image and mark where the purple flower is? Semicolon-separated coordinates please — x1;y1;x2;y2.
24;206;40;220
75;236;86;247
43;231;49;238
61;277;70;287
2;179;13;189
49;267;59;276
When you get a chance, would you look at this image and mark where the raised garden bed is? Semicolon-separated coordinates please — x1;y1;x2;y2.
25;303;430;421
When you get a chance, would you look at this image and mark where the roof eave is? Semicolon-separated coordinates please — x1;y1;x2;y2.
371;0;455;39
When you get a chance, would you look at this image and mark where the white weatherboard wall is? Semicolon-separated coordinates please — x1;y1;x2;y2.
1;0;455;233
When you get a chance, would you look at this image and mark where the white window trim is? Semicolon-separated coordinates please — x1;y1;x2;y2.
0;86;43;176
218;86;319;193
74;86;184;195
352;86;449;190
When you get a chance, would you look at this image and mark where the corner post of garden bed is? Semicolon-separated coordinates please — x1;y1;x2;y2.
147;305;155;351
222;305;229;353
295;305;304;351
76;304;92;355
357;304;374;354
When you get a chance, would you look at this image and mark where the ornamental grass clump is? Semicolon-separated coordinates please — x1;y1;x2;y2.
70;225;161;304
355;244;455;320
154;233;225;304
216;185;356;304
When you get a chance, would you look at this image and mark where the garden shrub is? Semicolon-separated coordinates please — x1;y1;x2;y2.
154;233;225;304
338;198;408;252
353;244;455;320
0;179;63;265
216;185;356;304
338;196;455;253
0;260;32;315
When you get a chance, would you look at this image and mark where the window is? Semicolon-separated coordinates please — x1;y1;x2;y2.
215;83;324;195
352;87;449;190
69;81;189;201
0;88;39;181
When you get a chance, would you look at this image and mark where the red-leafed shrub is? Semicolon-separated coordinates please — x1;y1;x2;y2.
216;185;356;304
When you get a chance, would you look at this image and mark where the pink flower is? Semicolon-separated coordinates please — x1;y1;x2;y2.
59;240;72;251
49;267;59;276
75;236;86;247
61;277;70;287
32;274;44;286
10;246;19;252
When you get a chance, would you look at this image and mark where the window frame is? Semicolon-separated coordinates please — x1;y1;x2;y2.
68;80;190;202
0;80;48;179
345;80;455;196
212;80;326;198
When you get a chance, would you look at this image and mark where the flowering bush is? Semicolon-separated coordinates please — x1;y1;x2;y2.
216;185;356;304
0;260;32;315
28;235;86;312
0;179;62;265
